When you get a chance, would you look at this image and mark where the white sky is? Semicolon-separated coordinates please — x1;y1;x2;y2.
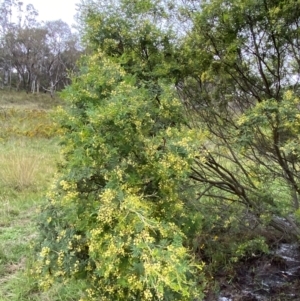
24;0;80;27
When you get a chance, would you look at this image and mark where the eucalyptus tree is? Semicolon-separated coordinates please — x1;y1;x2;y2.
0;0;16;87
40;20;81;95
5;26;48;91
0;0;41;90
0;0;81;92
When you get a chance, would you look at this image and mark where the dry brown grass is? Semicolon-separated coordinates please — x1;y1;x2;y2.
0;148;43;191
0;90;63;110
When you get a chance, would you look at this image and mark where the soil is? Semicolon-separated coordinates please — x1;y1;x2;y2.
205;243;300;301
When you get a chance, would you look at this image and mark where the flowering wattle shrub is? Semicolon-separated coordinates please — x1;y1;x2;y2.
34;52;205;300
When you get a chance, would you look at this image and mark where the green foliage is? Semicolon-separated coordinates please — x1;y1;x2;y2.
82;0;180;86
35;50;205;300
177;0;300;242
237;91;300;151
33;0;300;299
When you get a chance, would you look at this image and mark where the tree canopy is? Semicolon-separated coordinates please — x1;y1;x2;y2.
0;0;81;93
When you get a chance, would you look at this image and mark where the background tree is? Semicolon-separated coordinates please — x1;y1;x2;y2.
0;0;81;92
41;20;81;95
0;0;17;87
5;26;47;91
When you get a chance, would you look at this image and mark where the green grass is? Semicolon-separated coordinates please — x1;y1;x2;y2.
0;91;85;301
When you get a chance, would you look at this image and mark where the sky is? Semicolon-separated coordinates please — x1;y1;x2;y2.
24;0;80;27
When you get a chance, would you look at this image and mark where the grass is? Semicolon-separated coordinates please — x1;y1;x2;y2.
0;145;43;191
0;90;63;110
0;90;85;300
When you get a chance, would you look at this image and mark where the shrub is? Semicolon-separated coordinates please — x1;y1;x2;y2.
34;52;205;300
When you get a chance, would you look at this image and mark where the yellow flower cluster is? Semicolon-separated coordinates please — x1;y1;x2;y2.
62;190;79;204
159;153;188;177
57;251;65;267
237;114;248;126
99;188;116;203
56;230;66;243
40;246;50;258
60;180;74;190
133;230;155;246
38;273;54;290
